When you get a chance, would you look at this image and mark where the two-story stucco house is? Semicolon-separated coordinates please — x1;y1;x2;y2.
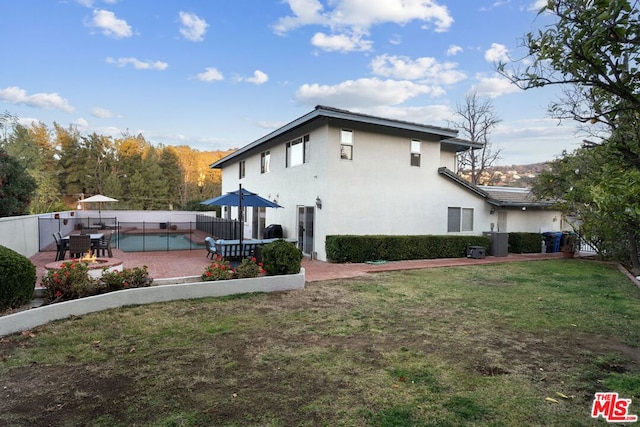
210;105;561;261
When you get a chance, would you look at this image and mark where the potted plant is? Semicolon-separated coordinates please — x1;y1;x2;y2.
561;232;578;258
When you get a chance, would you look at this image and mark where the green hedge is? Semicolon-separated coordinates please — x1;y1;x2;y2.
0;245;36;310
325;235;491;263
508;232;543;254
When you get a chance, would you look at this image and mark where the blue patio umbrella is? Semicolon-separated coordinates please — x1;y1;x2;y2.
200;185;282;248
200;186;282;208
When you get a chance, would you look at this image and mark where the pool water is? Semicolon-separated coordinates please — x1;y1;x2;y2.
115;233;200;252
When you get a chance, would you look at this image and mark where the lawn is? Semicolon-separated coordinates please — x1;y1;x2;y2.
1;259;639;426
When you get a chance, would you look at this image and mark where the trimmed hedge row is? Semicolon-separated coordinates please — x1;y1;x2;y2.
0;245;36;310
325;235;491;263
508;232;543;254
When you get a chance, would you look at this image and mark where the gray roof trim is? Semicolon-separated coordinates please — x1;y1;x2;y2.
438;167;556;208
211;105;463;169
441;137;484;151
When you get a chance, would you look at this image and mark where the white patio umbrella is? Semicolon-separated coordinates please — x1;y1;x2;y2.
78;194;118;223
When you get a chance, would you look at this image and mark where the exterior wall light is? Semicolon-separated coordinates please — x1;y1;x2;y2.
315;196;322;209
489;207;495;214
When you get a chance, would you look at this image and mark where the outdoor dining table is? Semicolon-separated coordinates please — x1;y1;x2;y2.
62;233;105;244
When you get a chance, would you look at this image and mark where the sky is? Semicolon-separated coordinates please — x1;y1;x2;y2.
0;0;589;166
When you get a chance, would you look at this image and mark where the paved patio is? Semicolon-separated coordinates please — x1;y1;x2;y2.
30;247;566;284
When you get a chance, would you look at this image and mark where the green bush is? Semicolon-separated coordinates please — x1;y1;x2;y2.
508;232;543;254
40;261;99;303
325;235;491;263
41;262;154;303
0;245;36;310
262;240;303;275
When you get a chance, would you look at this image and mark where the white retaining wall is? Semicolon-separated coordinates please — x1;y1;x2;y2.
0;269;305;337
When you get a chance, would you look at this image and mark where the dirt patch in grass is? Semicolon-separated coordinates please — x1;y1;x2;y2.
0;261;638;426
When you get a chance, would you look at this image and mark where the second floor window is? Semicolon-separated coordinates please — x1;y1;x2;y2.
340;129;353;160
239;160;245;179
410;139;421;167
261;151;270;174
286;134;309;167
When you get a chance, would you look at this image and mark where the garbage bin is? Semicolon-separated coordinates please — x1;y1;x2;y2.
482;231;509;257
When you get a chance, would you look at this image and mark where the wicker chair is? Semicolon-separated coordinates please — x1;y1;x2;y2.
52;233;67;261
68;234;91;258
96;232;114;258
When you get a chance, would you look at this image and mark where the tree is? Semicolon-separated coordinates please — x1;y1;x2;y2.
449;91;502;184
501;0;640;129
0;150;37;217
502;0;640;270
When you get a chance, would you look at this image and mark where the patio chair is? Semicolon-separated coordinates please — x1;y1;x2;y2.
204;237;216;259
52;233;67;261
96;232;114;258
68;234;91;258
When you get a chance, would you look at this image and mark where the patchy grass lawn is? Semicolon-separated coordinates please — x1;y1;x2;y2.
0;259;639;426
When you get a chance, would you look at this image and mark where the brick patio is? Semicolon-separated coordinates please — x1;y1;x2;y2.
30;248;565;284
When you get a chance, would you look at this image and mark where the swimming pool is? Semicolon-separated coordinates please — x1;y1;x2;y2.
115;233;202;252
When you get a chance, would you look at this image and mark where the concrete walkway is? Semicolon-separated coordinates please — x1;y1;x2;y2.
30;248;567;284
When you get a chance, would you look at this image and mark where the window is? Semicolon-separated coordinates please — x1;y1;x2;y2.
410;139;421;167
286;134;309;167
261;151;270;174
340;129;353;160
447;207;474;232
239;160;245;179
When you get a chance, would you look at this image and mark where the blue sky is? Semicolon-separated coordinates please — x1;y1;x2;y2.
0;0;585;166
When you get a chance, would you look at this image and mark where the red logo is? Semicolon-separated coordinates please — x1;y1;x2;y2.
591;392;638;423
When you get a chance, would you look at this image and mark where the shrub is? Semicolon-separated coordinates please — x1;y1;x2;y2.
508;232;543;254
101;266;153;291
201;255;234;281
40;261;98;303
42;263;154;303
234;257;265;278
325;235;491;263
0;245;36;310
261;240;303;276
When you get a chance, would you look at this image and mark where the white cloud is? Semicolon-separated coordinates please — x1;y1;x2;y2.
0;86;75;112
240;70;269;85
87;9;132;39
528;0;547;11
472;73;521;98
73;117;89;127
196;67;224;82
106;57;168;70
484;43;510;62
295;77;441;108
446;44;462;56
366;104;454;125
370;54;466;85
91;107;114;118
178;11;208;42
311;32;372;52
274;0;454;51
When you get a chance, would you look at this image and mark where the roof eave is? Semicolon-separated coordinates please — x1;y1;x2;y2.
211;105;462;169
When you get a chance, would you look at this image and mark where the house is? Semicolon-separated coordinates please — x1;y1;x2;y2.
210;105;561;261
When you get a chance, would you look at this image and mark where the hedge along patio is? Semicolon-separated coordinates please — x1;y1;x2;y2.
0;269;305;337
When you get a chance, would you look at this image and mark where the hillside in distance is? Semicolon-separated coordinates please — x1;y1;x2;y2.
458;163;549;187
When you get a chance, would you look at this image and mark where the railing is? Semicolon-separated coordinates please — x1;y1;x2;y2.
196;214;241;240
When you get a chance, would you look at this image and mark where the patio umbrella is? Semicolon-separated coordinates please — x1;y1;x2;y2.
200;184;282;247
78;194;118;223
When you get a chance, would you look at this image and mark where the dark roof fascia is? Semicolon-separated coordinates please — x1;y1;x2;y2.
210;105;462;169
441;137;483;152
437;167;556;208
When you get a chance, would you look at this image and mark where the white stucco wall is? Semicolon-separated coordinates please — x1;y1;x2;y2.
0;214;40;257
218;122;563;262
